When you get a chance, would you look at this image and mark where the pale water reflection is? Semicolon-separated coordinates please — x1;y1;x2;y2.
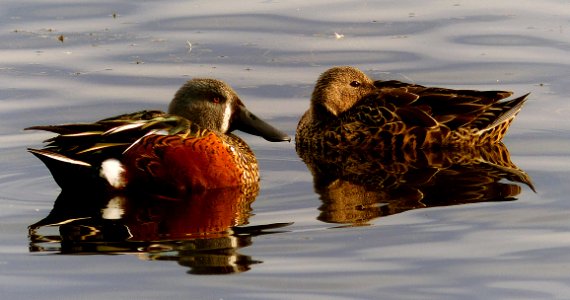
1;0;570;299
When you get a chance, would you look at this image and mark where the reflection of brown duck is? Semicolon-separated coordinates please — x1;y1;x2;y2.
29;184;290;274
297;143;534;224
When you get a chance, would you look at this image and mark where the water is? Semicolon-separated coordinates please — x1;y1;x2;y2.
1;0;570;299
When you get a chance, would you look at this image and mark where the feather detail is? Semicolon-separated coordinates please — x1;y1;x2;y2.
300;71;529;150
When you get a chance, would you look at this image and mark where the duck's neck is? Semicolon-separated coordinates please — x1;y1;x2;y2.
311;103;336;123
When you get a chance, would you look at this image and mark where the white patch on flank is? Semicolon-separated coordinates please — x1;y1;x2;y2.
101;196;126;220
220;102;233;133
100;158;127;189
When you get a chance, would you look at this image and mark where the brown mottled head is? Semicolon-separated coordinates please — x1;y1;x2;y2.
310;66;376;116
168;78;290;142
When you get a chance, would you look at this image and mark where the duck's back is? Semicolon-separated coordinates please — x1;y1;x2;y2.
27;110;177;164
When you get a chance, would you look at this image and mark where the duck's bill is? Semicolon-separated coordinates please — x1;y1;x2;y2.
232;105;291;142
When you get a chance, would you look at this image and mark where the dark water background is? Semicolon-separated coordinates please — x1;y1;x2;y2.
1;1;570;299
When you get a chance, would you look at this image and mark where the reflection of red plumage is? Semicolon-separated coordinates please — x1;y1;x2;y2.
124;187;258;241
29;183;259;241
28;183;266;274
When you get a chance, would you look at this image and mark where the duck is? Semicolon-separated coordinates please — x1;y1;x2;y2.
296;66;529;151
27;78;290;195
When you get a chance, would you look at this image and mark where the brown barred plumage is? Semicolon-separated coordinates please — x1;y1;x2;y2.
296;66;528;152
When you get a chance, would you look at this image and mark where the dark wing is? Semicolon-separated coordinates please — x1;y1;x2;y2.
26;110;197;164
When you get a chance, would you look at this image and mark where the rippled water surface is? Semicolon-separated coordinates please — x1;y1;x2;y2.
2;1;570;299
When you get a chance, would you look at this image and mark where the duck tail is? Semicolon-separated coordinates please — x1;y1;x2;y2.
28;148;93;189
479;143;536;192
29;148;129;191
477;93;529;143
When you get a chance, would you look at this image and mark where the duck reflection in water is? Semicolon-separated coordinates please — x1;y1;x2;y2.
29;184;291;275
296;66;534;225
298;144;534;224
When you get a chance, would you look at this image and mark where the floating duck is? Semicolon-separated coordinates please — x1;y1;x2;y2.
296;66;529;150
27;78;290;195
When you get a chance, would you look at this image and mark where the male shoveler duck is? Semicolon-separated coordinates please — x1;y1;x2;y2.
296;66;529;150
27;78;290;194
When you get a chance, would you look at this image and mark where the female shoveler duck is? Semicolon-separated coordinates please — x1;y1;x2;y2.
296;66;529;150
27;78;290;194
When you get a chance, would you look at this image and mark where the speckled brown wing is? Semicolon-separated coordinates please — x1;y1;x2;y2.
373;80;528;146
332;85;444;149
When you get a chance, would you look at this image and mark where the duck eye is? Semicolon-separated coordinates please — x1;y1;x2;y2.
212;97;221;104
350;81;361;87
